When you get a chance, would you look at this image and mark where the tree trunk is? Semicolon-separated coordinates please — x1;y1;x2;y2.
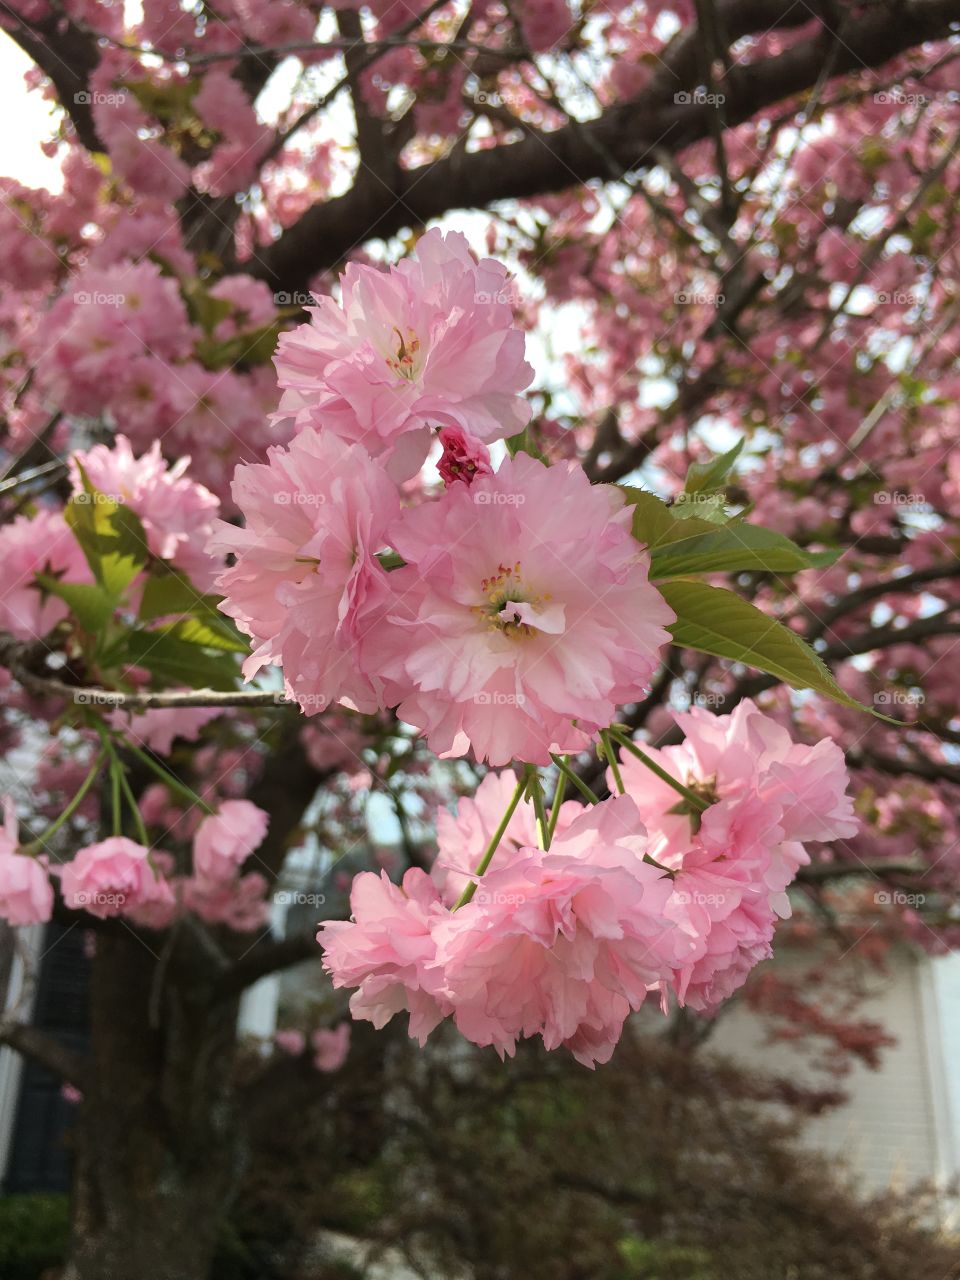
62;931;244;1280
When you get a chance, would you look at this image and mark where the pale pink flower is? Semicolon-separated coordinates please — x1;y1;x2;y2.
192;800;270;883
275;1028;306;1055
108;707;223;756
183;871;270;931
433;768;581;905
60;837;173;920
273;228;533;479
430;797;682;1066
211;429;399;715
312;1022;351;1072
70;435;221;592
318;868;450;1045
371;452;675;765
0;509;92;641
0;797;53;926
612;701;857;1013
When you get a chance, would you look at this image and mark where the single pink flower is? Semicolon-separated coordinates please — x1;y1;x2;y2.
312;1022;351;1072
318;868;450;1046
275;1028;306;1056
370;452;674;765
70;435;221;592
0;796;53;926
60;837;173;920
193;799;270;883
0;509;92;641
273;228;533;479
210;428;400;715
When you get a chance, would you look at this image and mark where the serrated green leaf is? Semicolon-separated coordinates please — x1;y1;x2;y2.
622;489;722;549
650;524;840;579
683;439;744;494
659;579;892;718
36;576;116;634
121;630;241;690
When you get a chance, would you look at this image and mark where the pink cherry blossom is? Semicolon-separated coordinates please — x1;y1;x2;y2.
275;1028;306;1055
0;509;92;641
60;837;174;920
0;797;53;925
431;797;683;1066
211;428;400;715
182;871;270;931
273;228;533;479
312;1022;351;1072
70;435;221;592
192;799;270;883
318;868;450;1046
371;452;675;765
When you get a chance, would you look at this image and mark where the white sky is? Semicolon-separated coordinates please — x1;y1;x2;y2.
0;35;64;189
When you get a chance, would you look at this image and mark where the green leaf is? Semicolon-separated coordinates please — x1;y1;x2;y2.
155;616;249;656
121;629;241;690
649;524;840;579
138;572;247;650
622;489;722;549
683;439;744;495
659;579;890;718
65;468;150;597
36;577;116;634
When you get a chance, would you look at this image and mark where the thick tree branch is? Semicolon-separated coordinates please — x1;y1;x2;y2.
249;0;960;291
0;1019;88;1084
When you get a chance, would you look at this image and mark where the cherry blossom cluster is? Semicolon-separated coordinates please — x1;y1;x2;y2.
0;795;271;932
215;228;673;766
319;702;856;1067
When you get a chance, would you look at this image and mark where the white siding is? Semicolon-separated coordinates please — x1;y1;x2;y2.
710;948;951;1194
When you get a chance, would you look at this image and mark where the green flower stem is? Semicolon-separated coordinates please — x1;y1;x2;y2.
453;773;527;910
125;743;215;816
545;761;568;843
600;729;625;795
549;754;600;806
22;749;107;854
606;726;708;813
112;751;150;847
110;757;122;837
528;768;550;851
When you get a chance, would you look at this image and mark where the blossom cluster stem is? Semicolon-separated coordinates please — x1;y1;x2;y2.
453;774;527;910
21;749;107;854
606;726;709;814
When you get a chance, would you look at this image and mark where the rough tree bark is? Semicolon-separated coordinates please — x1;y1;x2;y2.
61;931;244;1280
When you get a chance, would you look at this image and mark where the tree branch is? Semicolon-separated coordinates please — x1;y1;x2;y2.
249;0;960;291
